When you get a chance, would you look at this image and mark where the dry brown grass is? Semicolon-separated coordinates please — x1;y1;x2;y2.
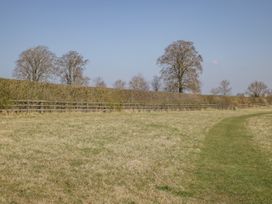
247;113;272;161
0;109;270;203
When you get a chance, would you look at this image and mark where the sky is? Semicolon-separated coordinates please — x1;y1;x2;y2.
0;0;271;94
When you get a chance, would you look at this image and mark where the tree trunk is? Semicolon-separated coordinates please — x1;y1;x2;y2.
179;86;183;93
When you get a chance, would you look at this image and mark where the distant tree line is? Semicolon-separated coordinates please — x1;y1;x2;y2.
13;43;271;97
210;80;271;97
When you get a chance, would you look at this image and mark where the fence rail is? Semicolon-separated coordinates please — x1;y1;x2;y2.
0;100;268;113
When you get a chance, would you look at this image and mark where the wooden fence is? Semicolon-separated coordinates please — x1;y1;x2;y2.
0;100;267;113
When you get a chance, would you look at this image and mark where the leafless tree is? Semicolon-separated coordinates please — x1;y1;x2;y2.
129;74;149;91
268;89;272;96
210;88;220;95
163;80;178;92
113;79;126;89
247;81;269;97
211;80;232;96
236;93;245;97
57;51;89;85
151;75;161;91
157;40;203;93
93;77;107;88
13;46;56;82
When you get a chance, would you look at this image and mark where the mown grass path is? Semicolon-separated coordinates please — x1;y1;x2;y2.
190;112;272;203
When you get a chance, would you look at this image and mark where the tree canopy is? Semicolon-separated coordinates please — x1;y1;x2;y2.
129;74;149;91
247;81;269;97
211;80;232;96
157;40;203;93
57;51;89;85
13;46;56;82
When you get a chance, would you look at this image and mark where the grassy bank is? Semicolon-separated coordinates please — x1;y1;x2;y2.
1;78;271;106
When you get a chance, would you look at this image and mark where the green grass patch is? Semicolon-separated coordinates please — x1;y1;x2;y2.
190;112;272;203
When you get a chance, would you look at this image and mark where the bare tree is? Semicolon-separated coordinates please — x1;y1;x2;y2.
151;75;161;91
113;79;126;89
163;80;178;92
129;74;149;91
247;81;269;97
57;51;89;85
211;80;232;96
157;40;203;93
93;77;107;88
210;88;220;95
268;89;272;96
236;93;245;97
13;46;56;82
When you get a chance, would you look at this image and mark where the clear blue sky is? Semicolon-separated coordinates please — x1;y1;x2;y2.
0;0;271;94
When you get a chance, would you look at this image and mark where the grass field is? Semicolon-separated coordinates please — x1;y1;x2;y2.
248;114;272;157
0;109;271;203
